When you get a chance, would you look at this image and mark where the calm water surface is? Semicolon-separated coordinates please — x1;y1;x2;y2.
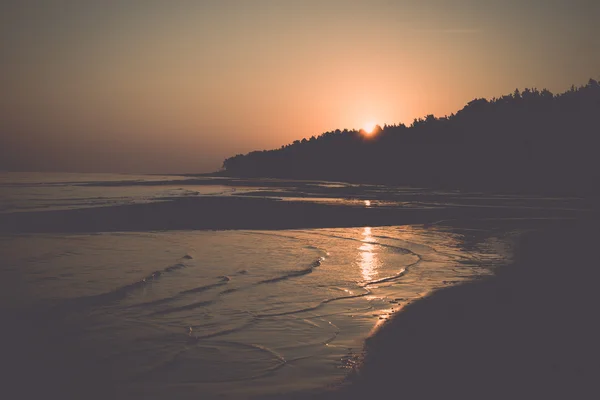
2;227;510;398
0;173;566;398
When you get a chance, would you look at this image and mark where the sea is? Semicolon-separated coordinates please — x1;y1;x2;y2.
0;172;587;398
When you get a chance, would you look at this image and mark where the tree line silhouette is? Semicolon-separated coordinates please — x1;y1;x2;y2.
222;79;600;194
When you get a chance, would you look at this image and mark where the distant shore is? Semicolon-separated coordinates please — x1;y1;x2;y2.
305;219;598;400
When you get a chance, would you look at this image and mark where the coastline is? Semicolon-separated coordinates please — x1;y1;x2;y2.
316;219;599;399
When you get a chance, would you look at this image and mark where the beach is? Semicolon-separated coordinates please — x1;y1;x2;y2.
312;219;600;400
3;2;598;398
0;173;595;399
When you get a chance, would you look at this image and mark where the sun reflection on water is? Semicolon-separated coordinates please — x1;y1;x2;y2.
358;227;379;282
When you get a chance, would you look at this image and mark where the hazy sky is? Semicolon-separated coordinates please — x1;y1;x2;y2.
1;0;599;173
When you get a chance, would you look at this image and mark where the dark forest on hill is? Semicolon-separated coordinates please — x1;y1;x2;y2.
222;79;600;195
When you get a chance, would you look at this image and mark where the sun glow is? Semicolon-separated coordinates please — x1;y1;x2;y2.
363;122;377;135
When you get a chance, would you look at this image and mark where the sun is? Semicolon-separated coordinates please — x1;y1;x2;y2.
362;122;377;135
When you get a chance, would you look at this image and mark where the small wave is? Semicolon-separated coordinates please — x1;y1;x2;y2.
257;267;313;284
364;268;408;286
180;277;230;295
362;254;422;287
130;276;230;310
257;288;371;318
298;229;416;255
240;231;327;254
320;288;372;307
257;257;323;284
163;263;186;273
52;260;191;312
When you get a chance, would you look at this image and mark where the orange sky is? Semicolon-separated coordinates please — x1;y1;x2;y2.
1;1;599;173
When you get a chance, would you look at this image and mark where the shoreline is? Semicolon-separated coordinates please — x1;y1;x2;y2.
311;219;599;399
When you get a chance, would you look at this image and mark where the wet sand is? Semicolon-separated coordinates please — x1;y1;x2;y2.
0;195;584;234
311;219;600;400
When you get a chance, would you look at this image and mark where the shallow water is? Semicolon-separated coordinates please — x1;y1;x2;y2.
0;172;233;213
0;172;581;398
0;172;587;215
1;225;511;398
